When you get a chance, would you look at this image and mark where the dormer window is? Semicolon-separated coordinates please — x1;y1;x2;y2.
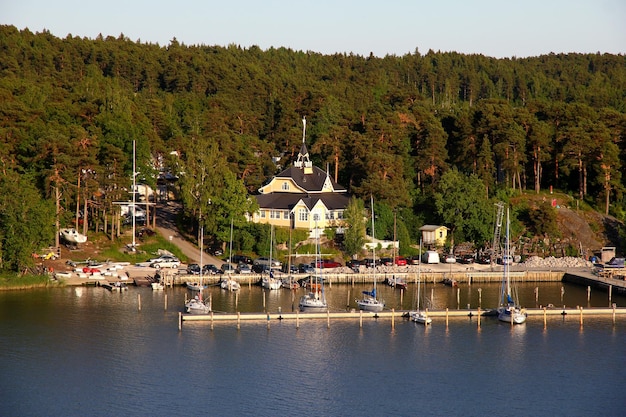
282;182;290;191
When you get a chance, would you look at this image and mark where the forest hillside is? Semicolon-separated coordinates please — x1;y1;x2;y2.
1;25;625;272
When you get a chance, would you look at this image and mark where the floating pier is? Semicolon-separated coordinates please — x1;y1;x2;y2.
179;306;626;330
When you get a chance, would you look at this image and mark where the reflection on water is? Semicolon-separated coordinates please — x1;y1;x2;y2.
0;284;624;417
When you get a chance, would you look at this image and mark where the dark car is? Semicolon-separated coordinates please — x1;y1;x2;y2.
408;256;421;265
231;254;253;265
281;264;298;273
252;264;271;274
298;263;315;274
458;254;476;264
203;264;220;275
363;258;379;268
346;259;361;269
380;257;393;266
187;263;201;275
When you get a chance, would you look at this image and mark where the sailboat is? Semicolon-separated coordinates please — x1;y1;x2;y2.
299;216;328;312
261;225;282;290
409;239;432;325
497;206;527;324
220;218;241;291
186;220;207;291
185;290;211;314
357;196;385;312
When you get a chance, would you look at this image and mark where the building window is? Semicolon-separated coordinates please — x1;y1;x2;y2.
336;211;343;220
260;210;266;219
283;211;289;220
270;210;281;219
282;182;290;191
298;208;308;222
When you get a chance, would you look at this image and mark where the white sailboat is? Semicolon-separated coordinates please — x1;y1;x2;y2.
187;220;207;291
261;225;282;290
357;196;385;312
299;216;328;312
410;239;432;325
185;291;211;314
220;219;241;291
497;207;527;324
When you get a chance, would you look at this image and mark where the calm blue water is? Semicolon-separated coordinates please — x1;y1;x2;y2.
1;283;625;417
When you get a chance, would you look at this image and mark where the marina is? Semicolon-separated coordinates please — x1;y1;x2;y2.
1;283;624;417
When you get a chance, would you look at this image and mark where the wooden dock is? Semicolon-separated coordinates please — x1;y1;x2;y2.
179;306;626;328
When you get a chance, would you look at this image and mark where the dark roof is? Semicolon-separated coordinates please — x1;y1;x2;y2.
255;192;350;211
273;165;347;193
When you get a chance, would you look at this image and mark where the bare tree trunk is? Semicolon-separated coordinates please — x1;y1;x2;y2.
82;197;88;236
75;173;81;229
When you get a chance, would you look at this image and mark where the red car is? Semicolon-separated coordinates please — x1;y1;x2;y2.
315;260;343;268
394;256;407;266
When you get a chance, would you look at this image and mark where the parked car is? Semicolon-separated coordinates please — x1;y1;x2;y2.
187;263;201;275
237;263;252;274
281;264;298;273
497;255;513;265
445;254;457;263
231;254;253;265
362;258;380;268
149;255;180;269
380;257;393;266
313;259;342;268
477;255;491;264
421;251;440;264
221;263;236;274
203;264;220;275
346;259;361;269
408;256;421;265
252;264;271;274
394;256;407;266
458;254;475;264
298;263;315;274
253;257;282;269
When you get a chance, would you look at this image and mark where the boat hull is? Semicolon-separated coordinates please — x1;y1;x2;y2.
261;277;282;290
60;228;87;244
220;279;241;291
299;293;328;312
409;311;432;325
497;307;527;324
185;299;210;314
357;297;384;312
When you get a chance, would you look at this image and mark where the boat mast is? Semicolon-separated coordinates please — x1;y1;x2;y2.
229;218;234;264
417;238;422;311
505;206;511;298
132;140;136;249
371;195;376;294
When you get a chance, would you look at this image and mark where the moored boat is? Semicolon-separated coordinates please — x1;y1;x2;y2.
496;205;527;325
220;277;241;291
357;196;384;313
185;294;211;314
60;228;87;244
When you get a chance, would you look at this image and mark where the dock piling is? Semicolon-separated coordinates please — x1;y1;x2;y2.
138;293;141;311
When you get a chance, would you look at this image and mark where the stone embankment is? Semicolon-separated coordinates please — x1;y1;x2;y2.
520;256;593;269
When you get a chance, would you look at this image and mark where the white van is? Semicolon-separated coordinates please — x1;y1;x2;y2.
422;250;440;264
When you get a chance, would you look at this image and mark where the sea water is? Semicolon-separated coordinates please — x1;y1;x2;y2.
0;283;624;417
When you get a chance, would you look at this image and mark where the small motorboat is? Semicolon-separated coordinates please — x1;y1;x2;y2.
60;228;87;244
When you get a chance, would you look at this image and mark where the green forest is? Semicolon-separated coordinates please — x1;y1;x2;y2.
1;25;625;272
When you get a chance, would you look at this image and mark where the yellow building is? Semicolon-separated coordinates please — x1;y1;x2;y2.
419;225;449;247
250;118;350;232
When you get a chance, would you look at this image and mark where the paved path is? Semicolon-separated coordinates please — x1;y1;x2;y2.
155;201;223;266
